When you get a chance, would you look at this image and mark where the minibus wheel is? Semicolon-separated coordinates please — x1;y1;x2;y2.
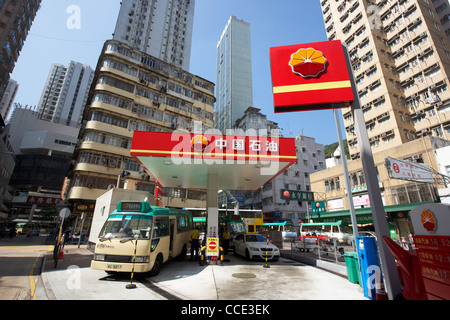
150;254;163;276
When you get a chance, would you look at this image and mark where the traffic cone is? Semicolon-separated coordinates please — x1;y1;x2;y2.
59;245;65;259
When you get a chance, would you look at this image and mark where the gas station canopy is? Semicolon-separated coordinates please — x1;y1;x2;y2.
130;131;297;190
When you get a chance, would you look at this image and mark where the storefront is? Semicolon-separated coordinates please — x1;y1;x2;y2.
310;201;435;241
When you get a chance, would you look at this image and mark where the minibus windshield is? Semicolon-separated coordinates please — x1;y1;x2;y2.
99;214;152;240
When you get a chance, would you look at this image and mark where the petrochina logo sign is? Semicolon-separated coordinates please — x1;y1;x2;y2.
289;48;328;78
420;209;436;232
191;135;209;152
270;40;354;113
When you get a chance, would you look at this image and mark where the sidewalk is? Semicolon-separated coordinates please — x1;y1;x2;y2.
38;243;366;300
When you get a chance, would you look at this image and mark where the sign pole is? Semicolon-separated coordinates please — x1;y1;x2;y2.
333;108;359;240
342;44;402;299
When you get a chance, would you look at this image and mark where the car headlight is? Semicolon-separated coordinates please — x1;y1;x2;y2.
95;254;105;261
134;256;150;263
273;248;279;251
249;247;260;251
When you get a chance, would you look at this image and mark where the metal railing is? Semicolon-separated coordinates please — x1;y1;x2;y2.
289;237;354;264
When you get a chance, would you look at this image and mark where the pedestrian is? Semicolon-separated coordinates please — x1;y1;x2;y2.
190;227;200;261
222;227;231;254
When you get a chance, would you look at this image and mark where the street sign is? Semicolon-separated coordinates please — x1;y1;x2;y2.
312;201;326;214
280;189;314;202
385;157;434;183
206;237;219;261
59;208;71;219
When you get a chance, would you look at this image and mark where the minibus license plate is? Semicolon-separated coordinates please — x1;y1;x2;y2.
107;264;122;270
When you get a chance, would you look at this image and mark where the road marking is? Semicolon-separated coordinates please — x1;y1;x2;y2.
29;255;40;300
29;246;52;300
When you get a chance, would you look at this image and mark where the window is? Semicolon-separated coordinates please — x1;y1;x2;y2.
153;216;169;237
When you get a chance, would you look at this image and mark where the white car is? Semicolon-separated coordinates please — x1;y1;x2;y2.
233;233;280;261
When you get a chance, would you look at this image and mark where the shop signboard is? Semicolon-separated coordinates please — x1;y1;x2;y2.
280;189;314;202
311;201;326;214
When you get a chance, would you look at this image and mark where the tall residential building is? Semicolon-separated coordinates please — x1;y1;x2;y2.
0;79;18;119
37;61;94;128
215;16;253;133
113;0;195;71
0;0;41;99
67;40;215;208
321;0;450;160
432;0;449;40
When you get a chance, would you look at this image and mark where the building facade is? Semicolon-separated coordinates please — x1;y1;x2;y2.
66;40;215;208
37;61;94;128
310;135;450;238
215;16;253;133
113;0;195;71
0;0;41;99
321;0;450;160
0;78;18;119
6;107;79;224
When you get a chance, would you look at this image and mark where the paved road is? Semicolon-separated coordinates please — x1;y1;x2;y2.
0;235;53;300
0;235;366;301
39;244;366;300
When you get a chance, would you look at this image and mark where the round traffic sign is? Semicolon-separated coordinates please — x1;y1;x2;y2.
208;241;217;250
59;208;71;219
393;163;400;174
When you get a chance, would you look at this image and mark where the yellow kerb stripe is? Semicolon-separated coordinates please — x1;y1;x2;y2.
273;80;352;94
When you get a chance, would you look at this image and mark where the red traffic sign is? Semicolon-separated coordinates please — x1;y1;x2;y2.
209;241;217;250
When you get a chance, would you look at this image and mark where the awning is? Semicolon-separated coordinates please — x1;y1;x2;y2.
130;131;297;190
311;201;435;220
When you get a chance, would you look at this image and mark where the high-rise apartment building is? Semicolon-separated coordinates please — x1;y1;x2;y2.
67;40;215;208
113;0;195;71
215;16;253;133
321;0;450;160
0;0;41;99
0;78;18;119
432;0;449;40
37;61;94;127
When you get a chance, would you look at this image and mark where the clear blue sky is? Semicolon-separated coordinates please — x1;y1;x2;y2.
10;0;347;146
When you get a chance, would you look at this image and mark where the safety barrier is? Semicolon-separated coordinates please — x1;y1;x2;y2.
199;246;224;266
290;237;351;264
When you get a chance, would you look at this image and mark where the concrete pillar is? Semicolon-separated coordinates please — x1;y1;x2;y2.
206;171;219;239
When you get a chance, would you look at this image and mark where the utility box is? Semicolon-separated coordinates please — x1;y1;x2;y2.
356;236;383;300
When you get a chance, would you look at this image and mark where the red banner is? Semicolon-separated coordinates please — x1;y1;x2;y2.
130;132;297;162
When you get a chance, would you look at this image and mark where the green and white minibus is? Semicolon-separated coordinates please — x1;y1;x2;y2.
91;201;193;276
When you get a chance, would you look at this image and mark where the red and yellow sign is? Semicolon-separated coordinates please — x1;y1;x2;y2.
270;40;354;113
130;132;296;162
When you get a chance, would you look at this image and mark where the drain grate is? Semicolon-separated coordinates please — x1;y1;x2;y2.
232;273;256;278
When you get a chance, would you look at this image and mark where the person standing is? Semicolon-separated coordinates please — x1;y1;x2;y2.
190;227;200;261
222;228;231;254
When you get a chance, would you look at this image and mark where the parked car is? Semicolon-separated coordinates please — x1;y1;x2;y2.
233;233;280;261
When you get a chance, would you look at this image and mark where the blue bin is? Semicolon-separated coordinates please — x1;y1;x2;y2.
356;236;383;300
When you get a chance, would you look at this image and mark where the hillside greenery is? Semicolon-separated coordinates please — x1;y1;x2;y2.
324;140;350;159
